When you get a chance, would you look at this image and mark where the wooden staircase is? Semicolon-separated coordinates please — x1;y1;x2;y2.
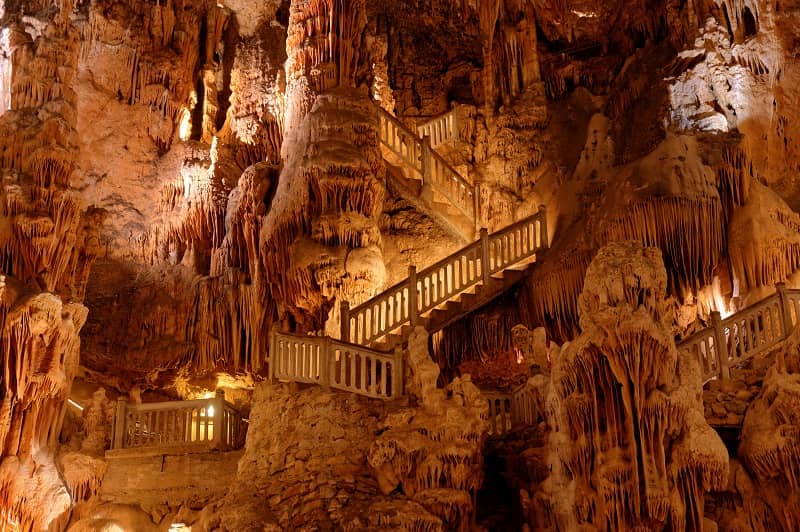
341;210;548;351
377;107;479;242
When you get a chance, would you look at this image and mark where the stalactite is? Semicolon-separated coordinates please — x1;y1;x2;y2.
728;182;800;292
431;302;520;377
595;196;726;293
263;1;385;331
524;248;593;342
0;277;88;531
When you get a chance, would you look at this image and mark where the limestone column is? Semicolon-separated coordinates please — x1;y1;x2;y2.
262;0;386;333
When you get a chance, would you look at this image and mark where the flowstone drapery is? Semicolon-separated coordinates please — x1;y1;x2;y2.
526;242;728;530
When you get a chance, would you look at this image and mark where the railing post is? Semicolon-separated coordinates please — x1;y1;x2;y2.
393;346;404;398
421;136;433;201
450;107;458;142
213;390;225;448
321;338;332;392
777;282;794;338
408;266;418;326
473;181;481;234
340;300;350;343
268;323;278;383
480;228;490;284
112;396;127;449
711;311;731;380
538;204;548;249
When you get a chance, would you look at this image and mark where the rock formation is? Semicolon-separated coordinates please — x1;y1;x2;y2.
2;0;800;530
525;242;728;530
733;325;800;530
367;327;488;531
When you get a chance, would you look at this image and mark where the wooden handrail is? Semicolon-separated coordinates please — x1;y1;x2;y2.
342;207;548;347
110;391;247;451
677;283;800;383
269;329;403;400
417;109;459;149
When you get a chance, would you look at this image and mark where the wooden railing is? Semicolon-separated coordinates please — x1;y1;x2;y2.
483;383;539;436
417;109;458;149
377;107;477;225
341;208;548;346
269;329;404;400
110;390;246;451
678;283;800;382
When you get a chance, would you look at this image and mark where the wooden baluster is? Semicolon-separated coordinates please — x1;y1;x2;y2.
340;300;350;343
322;339;331;391
361;352;368;393
381;358;388;397
480;228;490;282
393;347;404;398
113;396;127;449
711;311;731;380
371;355;378;396
349;352;356;390
753;314;760;351
408;267;418;326
538;205;548;249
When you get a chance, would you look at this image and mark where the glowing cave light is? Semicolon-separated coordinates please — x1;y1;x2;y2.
0;28;12;114
178;109;192;141
67;398;84;411
207;405;215;417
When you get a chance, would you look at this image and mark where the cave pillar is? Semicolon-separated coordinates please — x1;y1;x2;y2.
263;0;386;332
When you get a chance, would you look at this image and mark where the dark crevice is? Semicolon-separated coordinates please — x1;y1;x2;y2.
190;76;205;141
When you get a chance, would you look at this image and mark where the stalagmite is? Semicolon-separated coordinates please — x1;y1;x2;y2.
261;0;386;333
368;327;488;531
526;242;728;530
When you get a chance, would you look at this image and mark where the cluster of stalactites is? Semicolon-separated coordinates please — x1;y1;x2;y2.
0;1;99;299
78;0;229;151
368;402;487;530
733;326;800;529
286;0;366;92
431;306;520;376
523;248;594;342
528;190;726;343
725;148;800;293
594;196;726;295
261;89;386;330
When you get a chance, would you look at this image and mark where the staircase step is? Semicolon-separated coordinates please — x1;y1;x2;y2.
445;301;463;313
501;269;526;286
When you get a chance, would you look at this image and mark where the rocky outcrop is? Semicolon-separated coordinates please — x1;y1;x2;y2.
367;327;488;531
210;383;391;530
